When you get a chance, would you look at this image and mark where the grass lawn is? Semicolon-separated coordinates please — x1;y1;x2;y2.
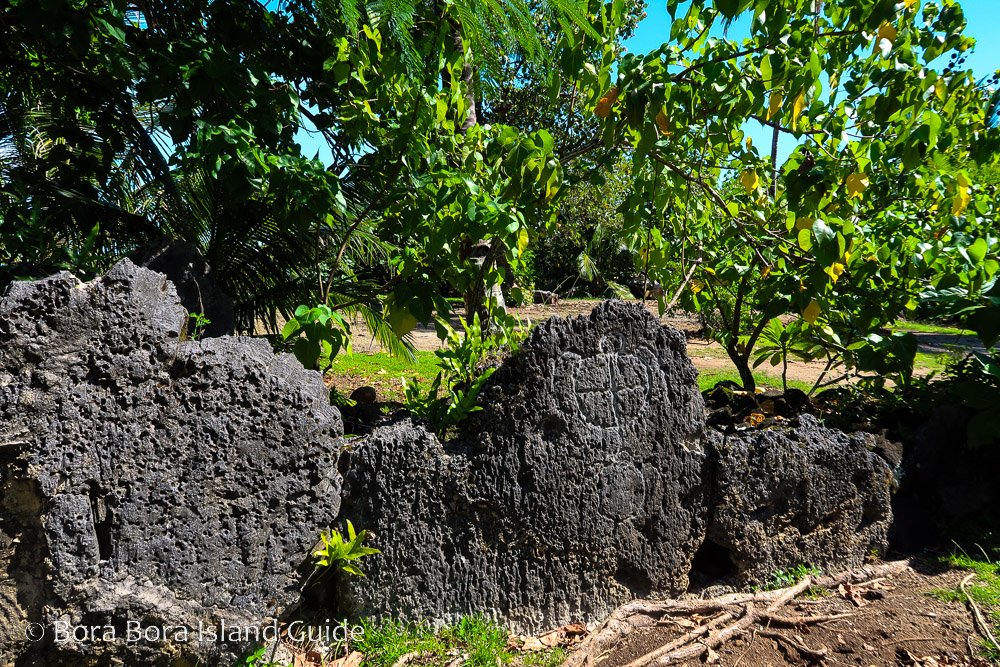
696;368;814;393
892;319;972;336
928;551;1000;662
327;351;440;403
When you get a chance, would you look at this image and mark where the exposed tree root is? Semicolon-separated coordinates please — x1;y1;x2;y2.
960;573;1000;655
565;559;912;667
757;629;829;661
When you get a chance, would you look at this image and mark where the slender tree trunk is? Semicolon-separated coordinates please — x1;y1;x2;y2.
452;23;477;132
769;124;780;197
727;344;757;392
449;20;507;331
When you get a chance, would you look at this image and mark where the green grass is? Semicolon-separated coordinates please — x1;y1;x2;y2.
696;368;814;393
914;350;951;373
753;564;822;592
330;350;442;379
327;351;441;403
927;551;1000;661
353;616;566;667
892;320;971;335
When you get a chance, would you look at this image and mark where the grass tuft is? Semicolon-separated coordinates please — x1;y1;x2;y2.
754;564;822;592
353;616;567;667
927;550;1000;661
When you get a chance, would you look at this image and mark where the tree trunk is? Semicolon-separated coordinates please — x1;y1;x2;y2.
451;22;477;132
727;343;757;392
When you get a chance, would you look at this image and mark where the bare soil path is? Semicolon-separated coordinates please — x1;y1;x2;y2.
566;559;993;667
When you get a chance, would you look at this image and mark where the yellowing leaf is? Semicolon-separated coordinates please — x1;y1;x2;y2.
745;412;765;427
595;87;619;118
767;91;783;121
740;169;760;194
517;226;529;255
935;79;946;101
877;21;898;44
655;108;669;135
846;173;870;199
803;300;821;325
746;136;753;150
761;265;772;279
791;91;805;131
690;278;705;294
795;216;814;231
843;250;852;264
904;0;918;9
952;173;971;216
826;262;846;282
874;21;897;57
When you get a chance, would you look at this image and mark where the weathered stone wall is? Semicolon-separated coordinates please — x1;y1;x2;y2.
338;301;711;632
0;264;897;663
0;261;343;665
704;416;893;585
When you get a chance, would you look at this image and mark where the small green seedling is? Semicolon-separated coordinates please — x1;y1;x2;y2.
313;520;380;576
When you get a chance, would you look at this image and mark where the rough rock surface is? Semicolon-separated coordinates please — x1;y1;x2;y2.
338;301;709;632
705;415;893;585
0;261;342;665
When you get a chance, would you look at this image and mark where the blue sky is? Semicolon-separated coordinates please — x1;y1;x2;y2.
623;0;1000;160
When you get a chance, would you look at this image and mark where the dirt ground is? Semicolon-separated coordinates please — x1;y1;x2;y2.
583;559;993;667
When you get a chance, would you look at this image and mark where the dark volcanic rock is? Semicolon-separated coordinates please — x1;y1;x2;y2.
137;238;235;336
0;261;342;665
705;415;892;585
338;301;709;632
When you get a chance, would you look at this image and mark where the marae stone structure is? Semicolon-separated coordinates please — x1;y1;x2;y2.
0;261;342;665
0;263;895;664
338;302;711;632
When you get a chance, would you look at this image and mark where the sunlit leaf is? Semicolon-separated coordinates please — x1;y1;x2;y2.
595;87;619;118
846;173;869;199
767;91;783;121
803;300;821;325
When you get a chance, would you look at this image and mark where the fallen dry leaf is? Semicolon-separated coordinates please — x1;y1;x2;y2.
838;583;867;607
329;651;364;667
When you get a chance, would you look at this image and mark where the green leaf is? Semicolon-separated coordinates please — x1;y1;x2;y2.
968;238;988;264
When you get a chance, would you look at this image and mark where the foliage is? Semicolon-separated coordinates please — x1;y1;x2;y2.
183;312;212;342
313;520;381;577
751;317;823;393
403;311;529;435
755;564;821;592
281;305;353;375
528;157;639;297
578;0;1000;390
0;0;631;343
942;351;1000;448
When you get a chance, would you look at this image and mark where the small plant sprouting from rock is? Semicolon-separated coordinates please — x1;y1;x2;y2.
182;311;211;341
403;310;528;436
233;646;289;667
313;520;380;577
756;564;822;592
